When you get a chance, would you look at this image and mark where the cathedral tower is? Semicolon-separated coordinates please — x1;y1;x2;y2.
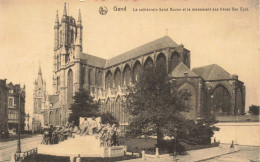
52;3;83;124
33;66;46;114
32;65;46;131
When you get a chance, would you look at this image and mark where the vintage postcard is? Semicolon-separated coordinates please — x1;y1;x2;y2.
0;0;259;161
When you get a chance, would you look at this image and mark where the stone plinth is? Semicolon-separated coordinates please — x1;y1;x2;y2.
38;135;126;158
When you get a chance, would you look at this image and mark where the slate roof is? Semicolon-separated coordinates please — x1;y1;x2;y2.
170;62;199;77
192;64;232;81
81;53;107;68
105;36;179;67
79;36;179;68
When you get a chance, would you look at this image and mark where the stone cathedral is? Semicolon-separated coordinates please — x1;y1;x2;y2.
35;4;246;130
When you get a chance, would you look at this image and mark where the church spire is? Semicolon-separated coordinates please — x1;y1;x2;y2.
38;65;42;75
63;3;67;16
55;10;59;24
77;9;81;25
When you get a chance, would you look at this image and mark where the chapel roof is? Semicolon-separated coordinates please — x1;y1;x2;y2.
170;62;199;77
192;64;232;81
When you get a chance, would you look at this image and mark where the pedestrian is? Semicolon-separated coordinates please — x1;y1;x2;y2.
42;124;50;145
230;140;234;149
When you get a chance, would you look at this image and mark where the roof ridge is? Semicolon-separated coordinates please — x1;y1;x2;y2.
105;36;178;67
192;64;216;70
208;64;231;80
207;64;217;80
215;64;231;76
108;36;171;60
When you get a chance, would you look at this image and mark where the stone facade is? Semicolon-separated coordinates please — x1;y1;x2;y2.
7;82;26;133
42;4;246;127
0;79;8;134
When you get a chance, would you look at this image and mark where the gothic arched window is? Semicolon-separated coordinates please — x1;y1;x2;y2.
178;82;197;119
170;51;180;72
156;53;166;67
123;64;131;86
144;57;154;71
133;61;142;83
88;69;95;87
105;70;113;89
114;68;121;88
97;71;103;88
211;85;230;114
236;88;242;115
67;69;73;107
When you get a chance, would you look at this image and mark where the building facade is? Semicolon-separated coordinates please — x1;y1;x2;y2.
7;82;26;133
0;79;8;134
42;4;246;127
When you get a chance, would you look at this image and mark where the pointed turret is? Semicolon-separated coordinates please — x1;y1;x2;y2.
77;9;81;25
38;65;42;75
75;10;82;57
55;10;59;24
76;9;83;50
63;3;67;16
54;11;60;50
62;3;67;22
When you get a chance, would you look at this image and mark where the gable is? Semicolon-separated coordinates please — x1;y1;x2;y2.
170;62;199;77
192;64;232;80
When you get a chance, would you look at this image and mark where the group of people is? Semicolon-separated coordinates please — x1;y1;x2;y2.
41;117;119;147
41;121;76;145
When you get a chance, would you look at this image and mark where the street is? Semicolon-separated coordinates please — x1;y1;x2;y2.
0;135;259;162
0;135;42;162
205;145;260;162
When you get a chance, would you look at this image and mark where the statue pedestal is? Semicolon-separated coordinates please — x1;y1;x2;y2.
38;135;126;158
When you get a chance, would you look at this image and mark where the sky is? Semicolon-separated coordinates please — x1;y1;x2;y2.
0;0;259;115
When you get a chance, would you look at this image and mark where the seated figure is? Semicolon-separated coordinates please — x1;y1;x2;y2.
80;117;89;136
72;125;80;137
88;116;98;135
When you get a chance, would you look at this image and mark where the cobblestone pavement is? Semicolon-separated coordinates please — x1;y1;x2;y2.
0;135;42;162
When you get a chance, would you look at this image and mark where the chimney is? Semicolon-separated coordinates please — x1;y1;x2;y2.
231;74;238;80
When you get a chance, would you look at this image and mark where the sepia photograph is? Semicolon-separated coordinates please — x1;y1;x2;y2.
0;0;259;161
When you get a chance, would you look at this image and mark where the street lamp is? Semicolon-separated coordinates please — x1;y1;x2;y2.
16;89;23;153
